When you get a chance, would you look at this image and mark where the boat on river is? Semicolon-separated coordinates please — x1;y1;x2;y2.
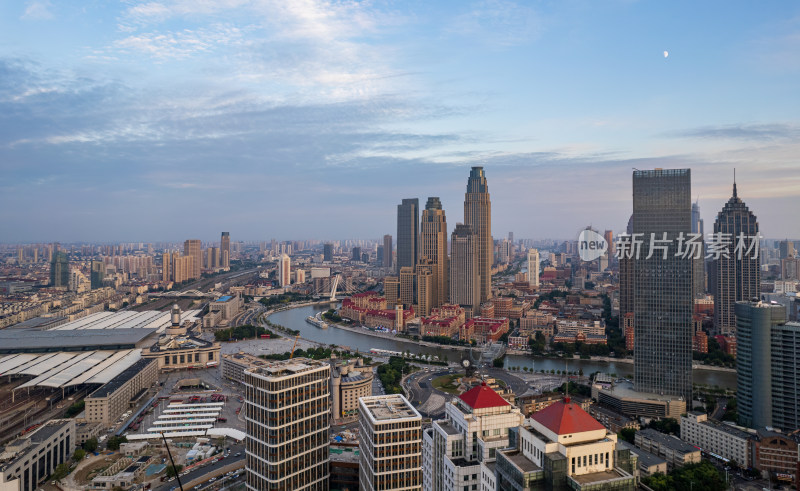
305;313;329;329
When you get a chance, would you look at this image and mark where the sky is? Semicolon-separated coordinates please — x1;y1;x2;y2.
1;1;799;243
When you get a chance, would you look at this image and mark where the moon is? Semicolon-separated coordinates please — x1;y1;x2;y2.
663;50;669;58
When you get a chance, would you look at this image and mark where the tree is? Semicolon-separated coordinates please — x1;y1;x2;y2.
50;463;71;481
107;435;127;450
83;438;98;453
647;418;680;436
619;428;636;444
492;357;505;368
165;464;184;478
73;448;85;461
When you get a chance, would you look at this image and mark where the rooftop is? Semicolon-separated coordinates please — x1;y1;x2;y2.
360;394;421;423
569;468;634;486
9;316;67;329
89;358;156;398
499;450;542;474
0;420;72;471
245;357;328;379
637;428;699;454
690;416;753;441
0;328;157;354
598;379;685;403
530;397;605;435
216;295;233;302
458;382;511;410
617;440;667;469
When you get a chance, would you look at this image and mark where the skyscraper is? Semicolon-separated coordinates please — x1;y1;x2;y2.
183;239;202;279
323;243;333;262
419;197;448;309
90;260;105;290
619;215;634;320
632;169;693;402
50;251;69;288
244;359;330;490
351;247;362;262
691;200;705;299
779;239;796;259
449;224;480;315
527;248;539;288
714;181;760;335
735;301;785;429
464;167;492;303
220;232;230;268
399;267;415;309
358;395;423;491
396;199;419;273
416;259;436;317
278;254;291;287
382;234;392;268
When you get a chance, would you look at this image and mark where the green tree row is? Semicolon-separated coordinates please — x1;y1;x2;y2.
643;460;727;491
214;324;280;341
377;357;416;394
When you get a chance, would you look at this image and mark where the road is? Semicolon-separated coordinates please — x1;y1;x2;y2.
154;443;245;491
711;397;728;420
231;303;265;327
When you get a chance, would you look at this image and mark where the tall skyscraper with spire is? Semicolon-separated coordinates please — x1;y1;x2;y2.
419;197;448;311
632;169;693;403
714;178;760;335
396;198;419;273
464;167;492;303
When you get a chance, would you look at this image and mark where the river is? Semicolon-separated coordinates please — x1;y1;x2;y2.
267;303;737;390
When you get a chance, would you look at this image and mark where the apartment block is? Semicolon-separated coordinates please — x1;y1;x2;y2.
358;394;422;491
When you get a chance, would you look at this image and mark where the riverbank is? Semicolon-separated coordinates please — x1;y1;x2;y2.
263;302;738;387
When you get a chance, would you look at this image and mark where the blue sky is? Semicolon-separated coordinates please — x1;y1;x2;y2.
1;1;799;243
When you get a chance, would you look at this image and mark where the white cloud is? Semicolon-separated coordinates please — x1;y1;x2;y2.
446;0;543;47
22;0;53;20
111;24;244;60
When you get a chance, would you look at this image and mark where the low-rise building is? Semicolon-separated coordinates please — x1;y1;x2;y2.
461;317;510;344
589;405;641;434
84;358;158;426
330;358;373;419
753;428;800;486
680;412;751;467
74;422;103;446
520;311;554;337
142;306;220;371
616;440;667;477
634;428;701;471
591;379;686;419
0;419;75;491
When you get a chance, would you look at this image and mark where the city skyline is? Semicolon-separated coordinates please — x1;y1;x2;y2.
1;2;800;241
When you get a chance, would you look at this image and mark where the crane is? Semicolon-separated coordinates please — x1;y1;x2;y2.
289;334;300;359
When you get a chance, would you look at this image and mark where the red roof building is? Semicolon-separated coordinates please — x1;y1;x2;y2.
458;382;510;410
530;397;605;436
